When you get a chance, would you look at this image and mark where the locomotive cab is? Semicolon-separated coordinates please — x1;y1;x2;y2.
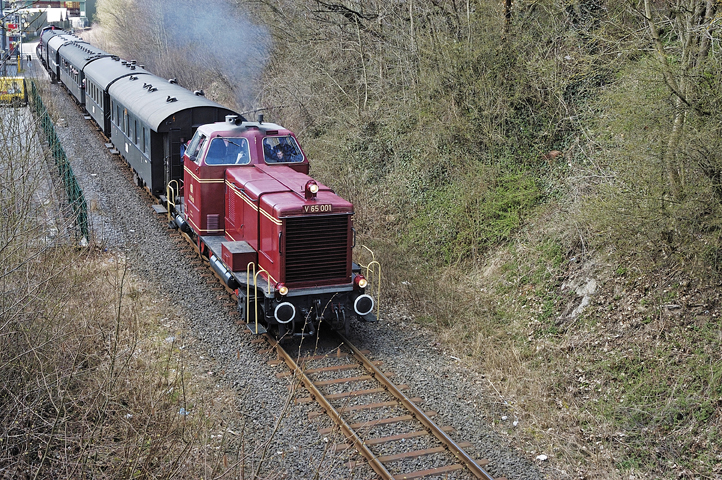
182;116;309;235
183;130;251;235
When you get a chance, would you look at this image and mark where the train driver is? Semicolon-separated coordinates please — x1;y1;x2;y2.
205;137;250;165
263;136;303;163
224;138;249;164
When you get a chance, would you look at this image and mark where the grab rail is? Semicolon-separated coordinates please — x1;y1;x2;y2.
359;245;382;321
166;180;179;222
246;262;271;334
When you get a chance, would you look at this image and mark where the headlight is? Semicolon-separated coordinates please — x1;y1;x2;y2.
354;275;368;289
304;180;319;199
276;283;288;296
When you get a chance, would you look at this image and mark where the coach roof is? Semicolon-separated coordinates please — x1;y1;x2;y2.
47;34;79;52
58;42;111;71
84;56;153;90
108;73;236;132
40;27;62;44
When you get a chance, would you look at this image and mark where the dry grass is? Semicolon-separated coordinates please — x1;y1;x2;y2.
0;248;250;478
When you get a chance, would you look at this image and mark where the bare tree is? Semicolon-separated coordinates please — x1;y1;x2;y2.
642;0;720;199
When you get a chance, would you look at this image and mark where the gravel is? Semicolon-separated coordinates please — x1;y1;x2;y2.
35;57;549;479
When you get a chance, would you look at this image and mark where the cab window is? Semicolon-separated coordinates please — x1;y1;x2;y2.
186;132;206;163
204;137;250;165
263;135;304;163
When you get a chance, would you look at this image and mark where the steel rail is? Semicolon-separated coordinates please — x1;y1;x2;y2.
337;332;496;480
263;333;396;480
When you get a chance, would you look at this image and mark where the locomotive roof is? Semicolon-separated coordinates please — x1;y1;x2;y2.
108;73;236;131
58;42;112;71
84;56;152;90
195;119;287;136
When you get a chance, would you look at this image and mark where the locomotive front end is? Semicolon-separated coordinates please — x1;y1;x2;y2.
226;164;373;337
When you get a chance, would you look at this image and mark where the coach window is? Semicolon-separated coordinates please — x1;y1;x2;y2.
123;110;128;136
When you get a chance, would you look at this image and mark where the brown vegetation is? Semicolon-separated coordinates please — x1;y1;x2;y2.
0;89;275;479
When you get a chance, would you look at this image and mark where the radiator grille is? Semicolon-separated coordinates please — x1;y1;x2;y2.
285;215;349;284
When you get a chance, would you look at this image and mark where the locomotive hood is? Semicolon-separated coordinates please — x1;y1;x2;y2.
225;164;353;218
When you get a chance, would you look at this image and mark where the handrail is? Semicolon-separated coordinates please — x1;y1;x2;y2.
358;245;381;320
166;180;179;222
246;262;271;332
364;260;381;320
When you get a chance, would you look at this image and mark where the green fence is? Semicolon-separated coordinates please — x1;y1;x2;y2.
29;80;89;241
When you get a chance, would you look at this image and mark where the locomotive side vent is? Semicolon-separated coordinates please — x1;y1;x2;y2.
284;215;349;284
207;214;220;232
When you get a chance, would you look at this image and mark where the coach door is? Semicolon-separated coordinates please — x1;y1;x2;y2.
165;128;184;187
103;92;112;134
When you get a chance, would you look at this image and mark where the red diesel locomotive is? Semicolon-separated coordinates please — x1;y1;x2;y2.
171;114;376;337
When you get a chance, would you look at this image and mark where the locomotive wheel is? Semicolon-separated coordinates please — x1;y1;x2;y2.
274;322;294;343
341;308;349;337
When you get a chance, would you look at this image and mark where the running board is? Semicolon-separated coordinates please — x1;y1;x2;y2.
246;322;267;335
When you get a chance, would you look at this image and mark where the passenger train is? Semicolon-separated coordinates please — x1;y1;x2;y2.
36;27;377;338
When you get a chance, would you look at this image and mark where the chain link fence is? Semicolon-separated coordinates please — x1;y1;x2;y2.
29;80;89;241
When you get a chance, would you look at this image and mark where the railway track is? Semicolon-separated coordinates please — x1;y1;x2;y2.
88;97;506;478
261;331;506;480
40;63;534;479
46;67;504;479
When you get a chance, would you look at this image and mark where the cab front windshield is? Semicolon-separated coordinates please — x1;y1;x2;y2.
263;135;304;163
204;137;250;165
